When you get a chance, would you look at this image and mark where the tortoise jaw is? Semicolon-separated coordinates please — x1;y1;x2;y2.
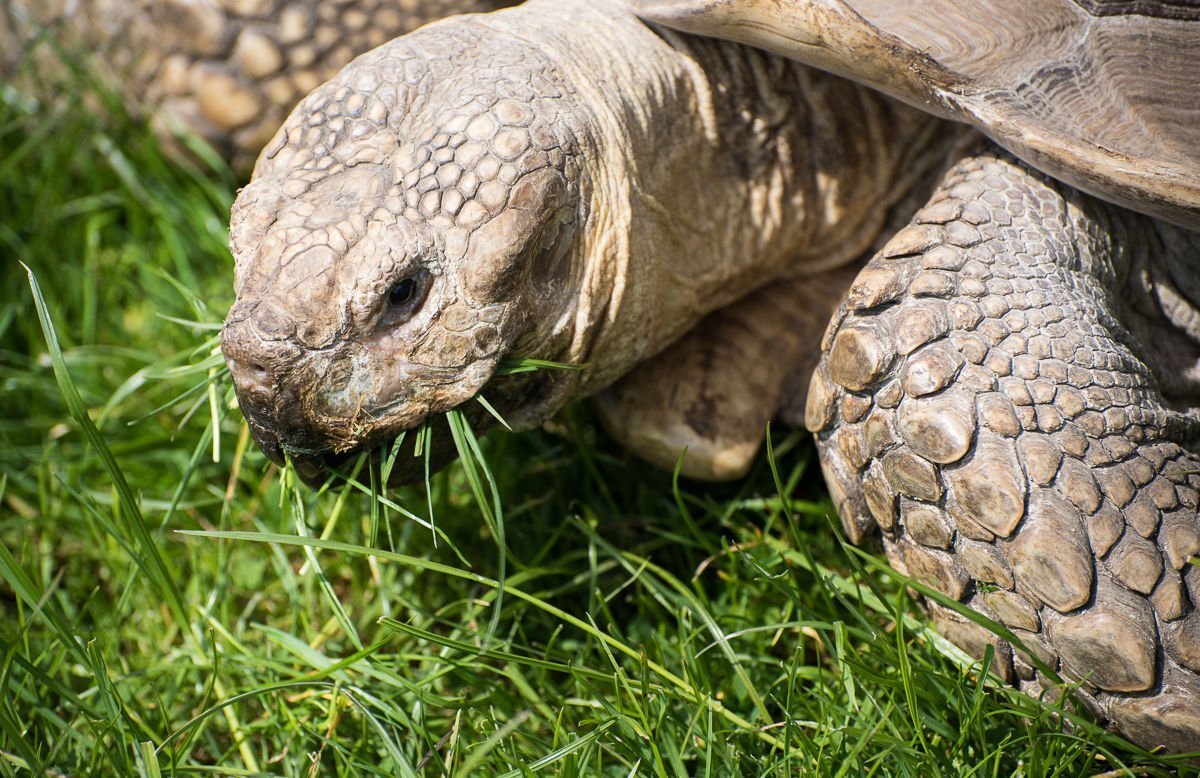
226;322;510;487
240;366;515;488
277;410;489;489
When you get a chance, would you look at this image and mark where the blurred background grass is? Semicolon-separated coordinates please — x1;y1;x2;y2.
0;45;1194;777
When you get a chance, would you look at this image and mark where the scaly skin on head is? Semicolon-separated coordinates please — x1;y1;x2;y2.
223;2;591;474
221;0;944;482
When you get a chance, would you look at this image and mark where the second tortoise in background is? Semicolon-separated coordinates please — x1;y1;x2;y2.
0;0;517;169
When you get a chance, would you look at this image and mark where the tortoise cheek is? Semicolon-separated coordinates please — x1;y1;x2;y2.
463;170;568;304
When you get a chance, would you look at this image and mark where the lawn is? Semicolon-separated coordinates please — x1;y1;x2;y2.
0;52;1194;776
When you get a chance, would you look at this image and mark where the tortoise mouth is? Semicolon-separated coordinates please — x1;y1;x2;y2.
234;356;507;486
239;354;568;489
261;372;528;489
284;431;463;489
280;412;477;489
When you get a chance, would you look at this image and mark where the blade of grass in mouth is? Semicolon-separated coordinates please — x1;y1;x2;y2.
494;357;584;376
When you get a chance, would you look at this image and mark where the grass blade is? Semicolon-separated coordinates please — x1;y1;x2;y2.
23;263;191;635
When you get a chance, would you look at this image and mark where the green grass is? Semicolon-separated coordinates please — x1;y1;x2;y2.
0;57;1196;777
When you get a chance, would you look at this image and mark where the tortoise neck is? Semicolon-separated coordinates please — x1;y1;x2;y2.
650;28;956;269
495;0;952;422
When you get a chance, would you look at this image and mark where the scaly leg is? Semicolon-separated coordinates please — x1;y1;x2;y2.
808;146;1200;751
594;265;858;480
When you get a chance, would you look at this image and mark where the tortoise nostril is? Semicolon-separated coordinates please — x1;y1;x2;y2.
227;355;274;394
248;362;269;382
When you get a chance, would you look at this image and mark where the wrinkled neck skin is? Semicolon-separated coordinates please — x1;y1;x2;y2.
221;0;947;471
499;0;947;429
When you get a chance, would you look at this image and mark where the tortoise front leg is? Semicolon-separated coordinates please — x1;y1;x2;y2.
594;264;859;481
807;146;1200;750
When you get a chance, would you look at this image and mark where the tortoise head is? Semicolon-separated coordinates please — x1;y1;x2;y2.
220;24;582;480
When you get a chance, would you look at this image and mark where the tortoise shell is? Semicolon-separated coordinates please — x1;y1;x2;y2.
634;0;1200;229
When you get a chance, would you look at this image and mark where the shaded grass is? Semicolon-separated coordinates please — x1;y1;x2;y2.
1;53;1195;777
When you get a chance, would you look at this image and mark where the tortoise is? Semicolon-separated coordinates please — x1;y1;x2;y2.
215;0;1200;751
0;0;515;170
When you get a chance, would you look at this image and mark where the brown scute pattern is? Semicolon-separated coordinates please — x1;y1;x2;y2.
5;0;516;169
808;147;1200;751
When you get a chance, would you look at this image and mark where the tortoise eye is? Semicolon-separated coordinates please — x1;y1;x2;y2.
381;271;431;327
389;278;417;307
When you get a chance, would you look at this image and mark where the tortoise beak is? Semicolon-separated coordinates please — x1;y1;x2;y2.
222;306;507;489
222;312;330;476
225;334;468;489
283;423;464;489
